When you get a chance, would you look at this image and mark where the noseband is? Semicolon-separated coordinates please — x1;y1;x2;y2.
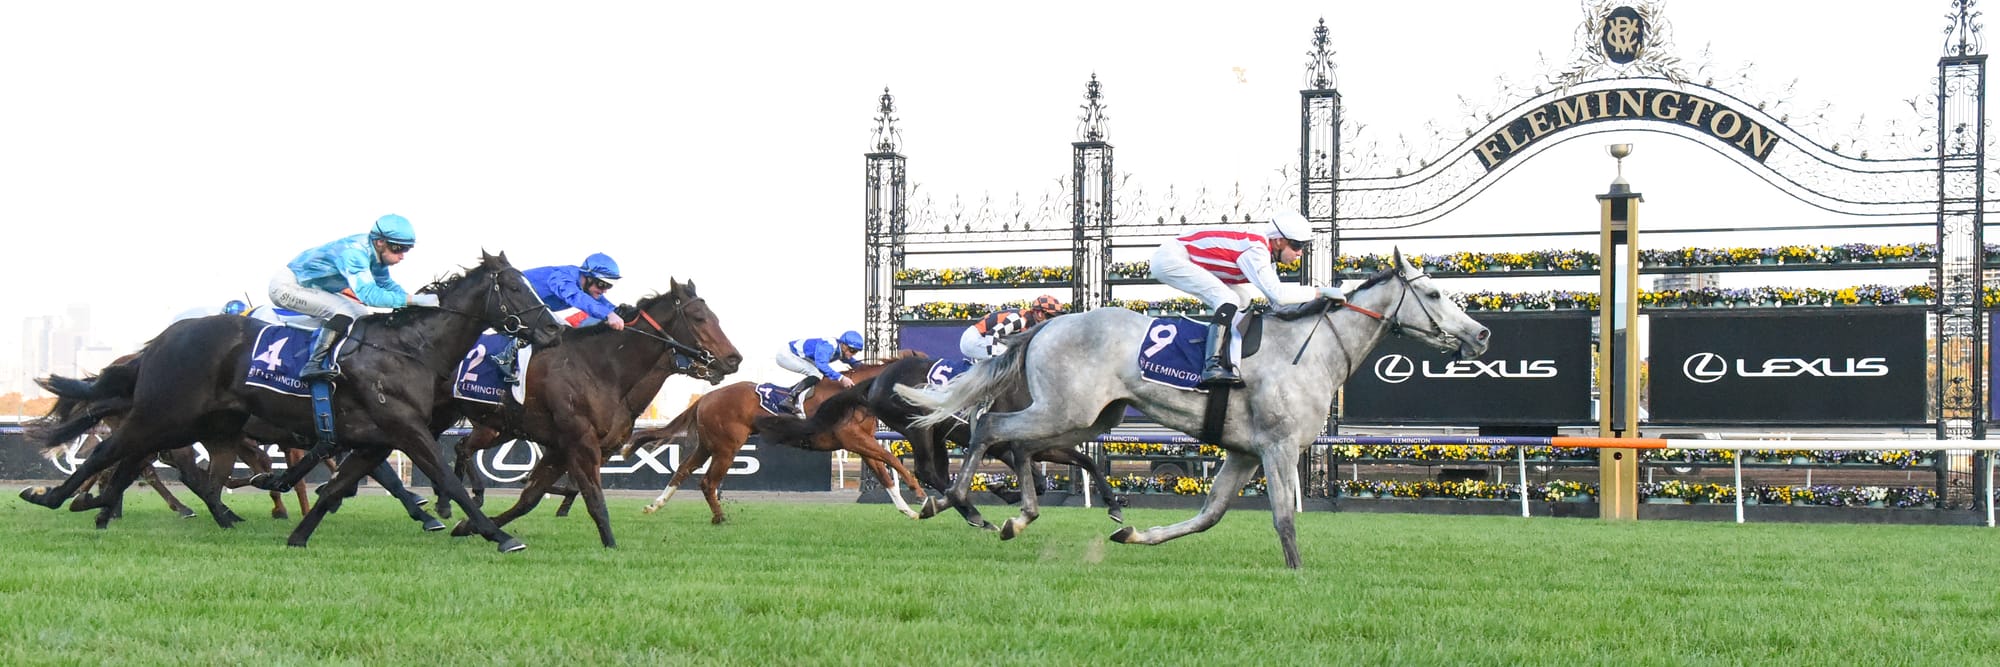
626;296;721;372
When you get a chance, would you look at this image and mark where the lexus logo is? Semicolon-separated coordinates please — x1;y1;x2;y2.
1681;353;1890;383
476;439;543;483
1682;352;1729;384
1374;355;1417;384
1372;354;1560;383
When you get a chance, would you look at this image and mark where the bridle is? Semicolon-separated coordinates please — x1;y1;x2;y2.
623;294;721;375
1303;268;1455;364
420;271;556;338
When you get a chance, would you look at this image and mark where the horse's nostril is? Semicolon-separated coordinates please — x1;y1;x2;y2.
1477;329;1490;341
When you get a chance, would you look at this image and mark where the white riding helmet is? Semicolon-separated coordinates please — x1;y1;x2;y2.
1267;211;1313;243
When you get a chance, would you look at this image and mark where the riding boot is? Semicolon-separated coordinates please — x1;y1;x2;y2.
777;376;819;416
493;339;522;385
1198;304;1244;389
299;316;352;382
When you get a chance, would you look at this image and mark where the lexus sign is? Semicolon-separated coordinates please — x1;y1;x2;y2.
1650;310;1924;424
1345;312;1591;425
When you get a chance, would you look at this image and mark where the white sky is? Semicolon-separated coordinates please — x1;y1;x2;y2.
0;1;1970;410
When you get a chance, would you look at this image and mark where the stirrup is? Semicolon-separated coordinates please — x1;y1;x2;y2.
1198;360;1244;388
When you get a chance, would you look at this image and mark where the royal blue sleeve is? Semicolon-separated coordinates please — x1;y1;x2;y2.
543;268;616;320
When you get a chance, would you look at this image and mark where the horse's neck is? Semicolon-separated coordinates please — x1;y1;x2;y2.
1303;305;1396;380
363;310;487;373
546;326;681;410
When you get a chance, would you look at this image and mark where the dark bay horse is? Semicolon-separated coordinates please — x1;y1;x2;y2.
751;353;1127;527
25;252;562;552
632;353;928;524
444;280;742;548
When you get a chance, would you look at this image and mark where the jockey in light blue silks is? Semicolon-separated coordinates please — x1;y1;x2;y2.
490;252;624;384
774;330;864;415
268;214;438;381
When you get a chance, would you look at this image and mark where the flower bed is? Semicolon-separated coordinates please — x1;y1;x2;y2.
902;243;1942;287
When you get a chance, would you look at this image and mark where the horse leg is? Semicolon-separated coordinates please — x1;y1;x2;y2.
285;449;384;548
845;429;924;519
644;441;708;515
551;480;579;517
138;462;196;519
1037;446;1123;524
283;448;313;515
997;439;1052;540
84;455;153;529
982;445;1028;505
1259;447;1305;569
699;456;729;525
563;446;617;548
393;434;524;553
160;446;243;528
453;457;562;536
1111;452;1260;550
368;459;445;532
938;429;1000;531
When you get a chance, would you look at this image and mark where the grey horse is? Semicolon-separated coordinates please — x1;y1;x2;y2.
898;249;1489;568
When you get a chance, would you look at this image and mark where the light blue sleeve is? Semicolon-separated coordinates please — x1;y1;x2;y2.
340;247;408;308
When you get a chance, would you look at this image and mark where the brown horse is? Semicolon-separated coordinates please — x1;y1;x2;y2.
632;352;928;524
446;280;742;548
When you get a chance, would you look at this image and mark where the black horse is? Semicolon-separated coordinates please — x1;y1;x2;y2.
445;280;743;547
24;252;562;552
753;353;1126;525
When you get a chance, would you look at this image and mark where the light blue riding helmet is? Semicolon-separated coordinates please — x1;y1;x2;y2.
581;252;622;281
369;214;417;246
837;331;865;350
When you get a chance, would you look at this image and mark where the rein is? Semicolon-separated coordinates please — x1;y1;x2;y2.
1292;270;1449;365
627;300;718;366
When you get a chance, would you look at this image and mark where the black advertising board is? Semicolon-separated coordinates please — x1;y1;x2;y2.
1649;309;1926;425
418;433;830;492
1343;312;1593;425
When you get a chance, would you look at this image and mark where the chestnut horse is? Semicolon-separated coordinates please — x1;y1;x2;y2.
445;280;743;548
752;353;1127;527
632;353;927;524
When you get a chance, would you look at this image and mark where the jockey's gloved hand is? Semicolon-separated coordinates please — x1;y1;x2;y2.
406;294;441;308
1317;286;1346;303
606;312;627;330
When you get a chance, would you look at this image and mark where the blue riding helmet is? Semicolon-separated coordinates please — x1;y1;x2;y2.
369;214;417;246
582;252;622;281
222;300;249;316
837;331;865;350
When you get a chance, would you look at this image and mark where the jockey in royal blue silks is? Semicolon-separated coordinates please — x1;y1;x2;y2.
773;330;865;415
491;252;624;384
268;214;438;381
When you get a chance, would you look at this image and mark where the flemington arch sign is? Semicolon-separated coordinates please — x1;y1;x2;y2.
863;1;1992;437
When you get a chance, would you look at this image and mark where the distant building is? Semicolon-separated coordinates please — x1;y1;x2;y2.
1650;272;1720;292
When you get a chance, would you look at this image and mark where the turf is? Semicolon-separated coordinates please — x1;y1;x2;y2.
0;493;1994;665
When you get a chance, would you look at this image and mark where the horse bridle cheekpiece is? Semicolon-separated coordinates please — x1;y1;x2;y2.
630;295;720;377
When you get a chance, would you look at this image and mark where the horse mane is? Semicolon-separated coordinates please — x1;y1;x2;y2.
365;255;505;330
1351;266;1399;292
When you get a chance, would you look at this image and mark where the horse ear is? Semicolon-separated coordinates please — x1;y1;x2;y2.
1392;247;1407;271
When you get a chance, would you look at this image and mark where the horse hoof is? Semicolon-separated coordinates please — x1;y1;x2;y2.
181;510;199;519
1108;508;1125;525
976;520;998;532
414;496;431;508
269;509;286;520
286;540;309;549
902;509;921;520
422;518;448;532
641;504;661;515
918;497;943;519
1110;526;1136;543
1000;518;1024;540
497;538;527;553
710;515;726;525
449;521;473;537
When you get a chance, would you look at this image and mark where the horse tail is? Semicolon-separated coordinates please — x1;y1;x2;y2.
28;367;140;454
752;377;877;448
896;325;1042;428
631;399;702;449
